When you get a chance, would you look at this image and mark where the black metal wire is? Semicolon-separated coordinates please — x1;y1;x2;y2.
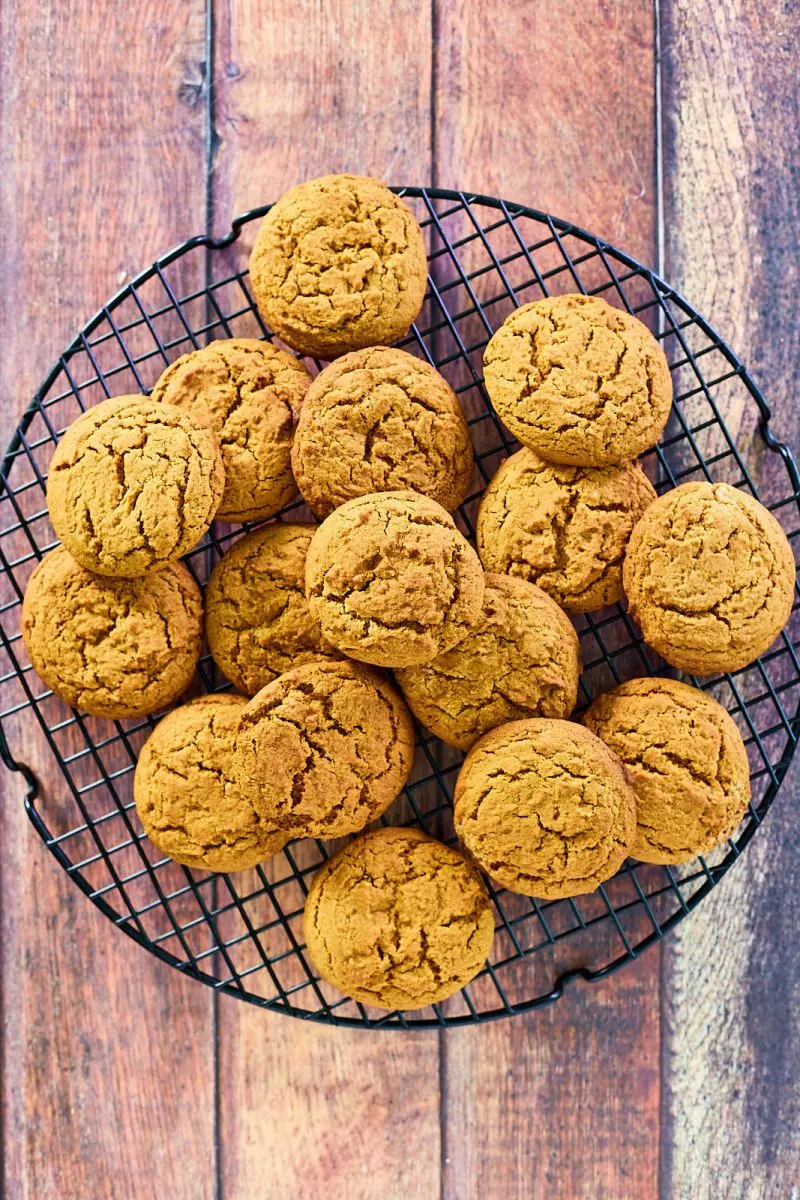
1;189;798;1029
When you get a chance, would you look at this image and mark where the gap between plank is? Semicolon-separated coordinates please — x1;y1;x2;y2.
654;1;671;1197
204;2;224;1198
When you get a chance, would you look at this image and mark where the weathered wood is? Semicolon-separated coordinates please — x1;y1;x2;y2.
2;1;797;1195
211;5;442;1198
210;0;433;234
660;2;800;1196
0;4;216;1197
219;1003;440;1200
433;0;657;243
434;4;662;1197
443;956;660;1199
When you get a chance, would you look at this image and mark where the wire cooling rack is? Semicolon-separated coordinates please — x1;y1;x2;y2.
1;189;798;1029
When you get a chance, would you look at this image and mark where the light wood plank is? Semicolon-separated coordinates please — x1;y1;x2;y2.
433;0;657;242
434;4;662;1197
211;0;433;232
442;957;660;1199
660;2;800;1196
0;4;216;1197
220;1007;440;1200
211;5;441;1198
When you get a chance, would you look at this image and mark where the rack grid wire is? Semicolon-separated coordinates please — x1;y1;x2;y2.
1;189;798;1029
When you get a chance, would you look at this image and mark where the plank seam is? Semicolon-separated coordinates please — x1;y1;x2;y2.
654;1;671;1196
204;2;224;1197
430;0;438;187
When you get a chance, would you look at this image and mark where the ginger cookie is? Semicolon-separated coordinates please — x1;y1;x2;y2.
483;294;672;466
248;174;427;360
303;827;494;1011
477;446;655;613
151;338;312;522
205;524;340;696
623;481;796;674
234;658;415;839
582;677;751;864
453;718;637;899
291;347;473;518
135;694;288;872
21;547;203;719
396;574;580;751
46;396;225;577
305;490;485;668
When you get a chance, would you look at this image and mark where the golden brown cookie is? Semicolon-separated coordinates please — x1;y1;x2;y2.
21;548;203;719
396;574;580;750
453;718;637;899
150;338;312;522
623;482;796;674
291;347;473;518
477;447;655;612
303;827;494;1010
483;294;672;466
305;490;485;668
135;694;288;872
206;524;339;696
248;174;427;360
582;677;751;864
234;658;415;838
46;396;225;577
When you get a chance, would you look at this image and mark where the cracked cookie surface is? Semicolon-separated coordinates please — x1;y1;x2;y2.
453;718;637;899
233;658;415;838
623;481;795;674
46;395;225;577
582;677;750;864
291;347;473;517
248;174;427;360
21;548;203;719
483;294;672;466
151;338;312;522
477;447;655;612
302;827;494;1010
305;490;485;667
206;524;340;696
135;694;288;872
396;573;580;750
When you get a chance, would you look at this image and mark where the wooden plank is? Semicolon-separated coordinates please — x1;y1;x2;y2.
219;1007;440;1199
442;957;659;1198
433;0;657;242
211;5;442;1199
660;2;800;1195
434;4;662;1197
0;4;216;1197
210;0;433;232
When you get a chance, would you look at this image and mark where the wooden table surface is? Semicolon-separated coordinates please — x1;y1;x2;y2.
1;2;798;1197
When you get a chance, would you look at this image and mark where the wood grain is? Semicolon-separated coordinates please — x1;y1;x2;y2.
434;4;662;1197
443;956;660;1199
433;0;657;243
211;0;433;234
219;1008;440;1200
211;5;441;1198
660;2;800;1196
0;4;216;1197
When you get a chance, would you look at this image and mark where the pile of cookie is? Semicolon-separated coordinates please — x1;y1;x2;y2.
23;174;795;1013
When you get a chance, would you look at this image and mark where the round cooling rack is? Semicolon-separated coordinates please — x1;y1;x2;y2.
1;188;799;1030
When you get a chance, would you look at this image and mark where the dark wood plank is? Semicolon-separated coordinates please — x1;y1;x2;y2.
0;4;216;1197
434;4;662;1197
660;2;800;1193
211;5;442;1197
